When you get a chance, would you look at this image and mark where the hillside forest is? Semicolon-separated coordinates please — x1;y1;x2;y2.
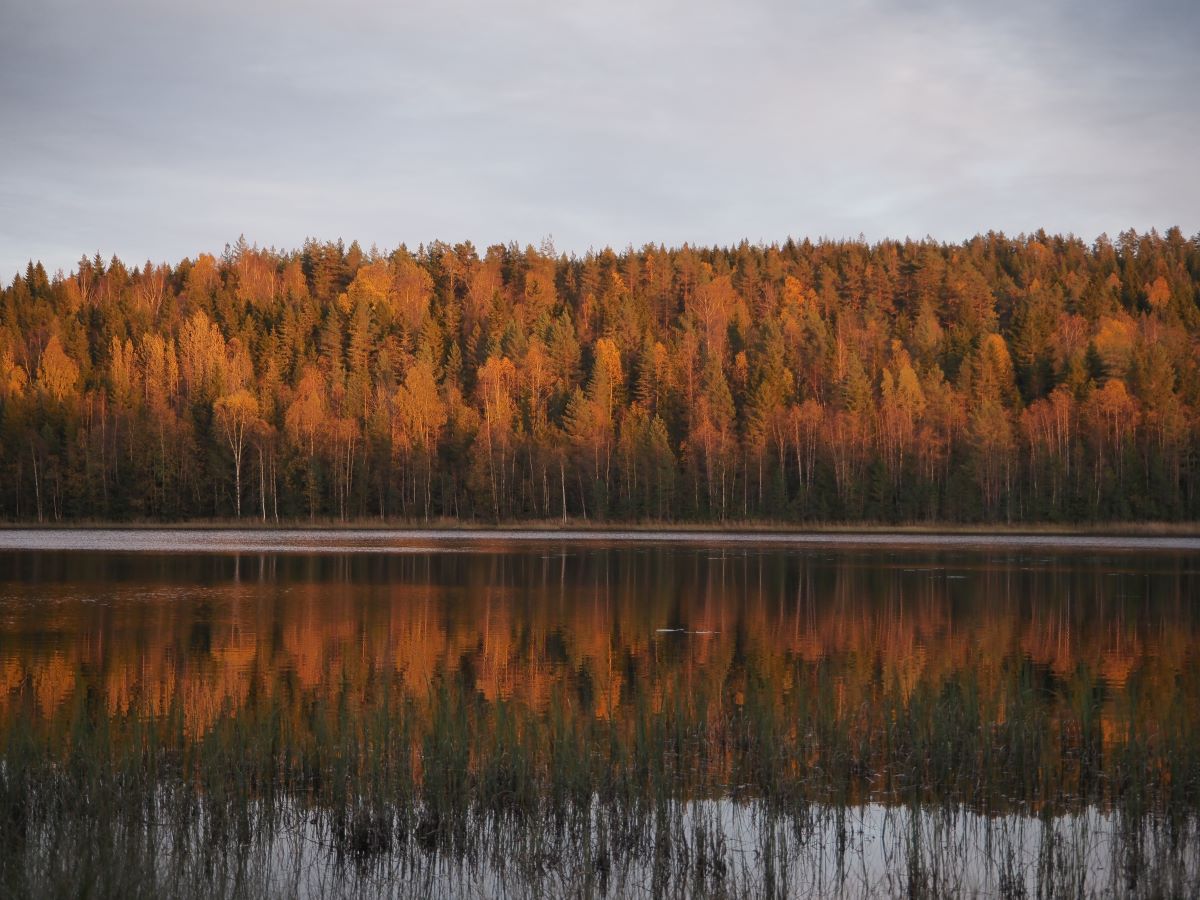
1;229;1198;523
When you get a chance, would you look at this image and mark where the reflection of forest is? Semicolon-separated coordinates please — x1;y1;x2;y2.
3;549;1195;755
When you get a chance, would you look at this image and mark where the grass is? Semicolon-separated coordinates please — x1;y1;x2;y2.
2;654;1198;898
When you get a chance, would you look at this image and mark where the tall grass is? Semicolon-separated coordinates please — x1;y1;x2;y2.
2;651;1198;898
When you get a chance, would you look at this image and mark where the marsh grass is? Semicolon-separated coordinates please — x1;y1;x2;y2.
3;652;1199;899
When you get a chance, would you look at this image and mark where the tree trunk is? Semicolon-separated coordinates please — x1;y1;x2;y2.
234;453;242;518
258;445;266;523
30;441;43;524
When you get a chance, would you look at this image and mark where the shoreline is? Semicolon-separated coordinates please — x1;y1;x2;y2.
1;524;1198;553
1;519;1198;537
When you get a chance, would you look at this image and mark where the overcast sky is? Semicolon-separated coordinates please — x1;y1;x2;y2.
1;0;1197;280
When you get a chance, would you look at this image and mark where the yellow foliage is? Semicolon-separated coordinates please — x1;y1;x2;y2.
1145;275;1171;311
37;334;80;401
0;347;27;399
1094;315;1135;377
108;336;136;404
178;311;229;399
393;360;446;453
285;367;330;453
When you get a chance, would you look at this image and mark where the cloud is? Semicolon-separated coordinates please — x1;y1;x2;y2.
2;0;1197;278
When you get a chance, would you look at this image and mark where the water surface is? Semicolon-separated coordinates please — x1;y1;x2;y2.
1;531;1197;897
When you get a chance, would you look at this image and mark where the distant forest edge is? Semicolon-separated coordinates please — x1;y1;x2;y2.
2;229;1199;523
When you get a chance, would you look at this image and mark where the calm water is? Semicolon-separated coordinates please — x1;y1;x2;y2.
1;531;1199;898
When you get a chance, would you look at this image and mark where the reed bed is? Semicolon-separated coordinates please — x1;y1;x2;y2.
3;653;1198;898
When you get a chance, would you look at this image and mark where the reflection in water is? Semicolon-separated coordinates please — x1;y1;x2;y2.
1;544;1198;897
3;548;1195;738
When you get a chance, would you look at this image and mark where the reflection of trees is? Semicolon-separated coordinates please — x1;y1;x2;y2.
2;553;1196;758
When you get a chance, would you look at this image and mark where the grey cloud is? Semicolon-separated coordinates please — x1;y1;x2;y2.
1;0;1197;279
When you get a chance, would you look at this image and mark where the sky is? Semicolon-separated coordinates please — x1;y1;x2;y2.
1;0;1198;280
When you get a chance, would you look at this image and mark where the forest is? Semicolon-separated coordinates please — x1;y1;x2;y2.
1;229;1198;524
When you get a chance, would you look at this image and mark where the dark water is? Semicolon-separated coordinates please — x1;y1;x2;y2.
1;532;1198;898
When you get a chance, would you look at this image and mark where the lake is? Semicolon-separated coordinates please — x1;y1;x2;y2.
1;531;1198;898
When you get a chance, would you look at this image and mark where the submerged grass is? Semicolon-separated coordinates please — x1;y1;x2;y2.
2;653;1199;898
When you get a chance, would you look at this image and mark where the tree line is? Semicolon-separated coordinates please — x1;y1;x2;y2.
1;229;1198;523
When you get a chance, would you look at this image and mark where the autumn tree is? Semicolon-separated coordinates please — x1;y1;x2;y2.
285;367;330;520
392;359;446;519
37;335;79;403
214;388;262;518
